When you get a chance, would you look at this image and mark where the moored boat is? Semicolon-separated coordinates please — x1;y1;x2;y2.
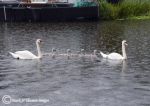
0;0;99;22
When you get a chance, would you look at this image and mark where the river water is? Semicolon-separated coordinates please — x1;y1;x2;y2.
0;20;150;106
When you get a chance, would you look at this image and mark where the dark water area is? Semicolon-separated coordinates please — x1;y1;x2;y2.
0;20;150;106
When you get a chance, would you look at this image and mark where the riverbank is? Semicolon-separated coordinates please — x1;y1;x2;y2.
98;0;150;20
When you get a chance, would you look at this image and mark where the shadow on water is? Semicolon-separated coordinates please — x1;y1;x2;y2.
0;20;149;106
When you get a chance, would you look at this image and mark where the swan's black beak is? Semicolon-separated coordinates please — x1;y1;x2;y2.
39;39;42;43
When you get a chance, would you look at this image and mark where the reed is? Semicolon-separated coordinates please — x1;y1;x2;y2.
98;0;150;20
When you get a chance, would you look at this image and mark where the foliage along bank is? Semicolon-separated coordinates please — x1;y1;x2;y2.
98;0;150;20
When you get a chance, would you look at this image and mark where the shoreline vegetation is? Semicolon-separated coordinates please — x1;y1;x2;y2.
98;0;150;20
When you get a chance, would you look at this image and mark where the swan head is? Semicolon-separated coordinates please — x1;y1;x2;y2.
122;40;127;46
52;48;56;52
81;49;85;52
81;49;85;54
67;49;71;53
36;39;42;44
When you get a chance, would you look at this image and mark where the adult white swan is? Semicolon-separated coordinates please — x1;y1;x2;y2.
9;39;42;60
100;40;127;60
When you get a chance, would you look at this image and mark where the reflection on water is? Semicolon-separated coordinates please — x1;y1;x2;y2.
0;20;150;106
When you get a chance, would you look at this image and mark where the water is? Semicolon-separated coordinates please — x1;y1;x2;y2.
0;20;150;106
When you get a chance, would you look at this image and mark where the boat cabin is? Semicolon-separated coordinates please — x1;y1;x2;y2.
31;0;48;3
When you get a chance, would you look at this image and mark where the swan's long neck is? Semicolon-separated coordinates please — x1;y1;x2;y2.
122;42;127;59
36;42;42;58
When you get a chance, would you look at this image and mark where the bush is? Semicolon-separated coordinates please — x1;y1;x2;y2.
98;0;150;19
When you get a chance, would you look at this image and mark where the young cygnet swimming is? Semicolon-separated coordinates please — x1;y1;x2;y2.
79;49;85;58
79;49;99;60
58;49;71;59
43;48;57;58
49;48;57;58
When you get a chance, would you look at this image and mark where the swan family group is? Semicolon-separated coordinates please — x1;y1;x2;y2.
9;39;128;60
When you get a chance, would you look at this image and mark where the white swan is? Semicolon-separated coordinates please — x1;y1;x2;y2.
9;39;42;60
100;40;127;60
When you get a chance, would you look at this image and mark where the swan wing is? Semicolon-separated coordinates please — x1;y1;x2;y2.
15;50;37;59
9;52;20;59
10;50;37;59
107;53;123;60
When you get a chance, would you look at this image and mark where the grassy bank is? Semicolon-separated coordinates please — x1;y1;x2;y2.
98;0;150;20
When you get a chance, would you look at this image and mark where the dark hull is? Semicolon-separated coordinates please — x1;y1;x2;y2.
0;6;99;22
